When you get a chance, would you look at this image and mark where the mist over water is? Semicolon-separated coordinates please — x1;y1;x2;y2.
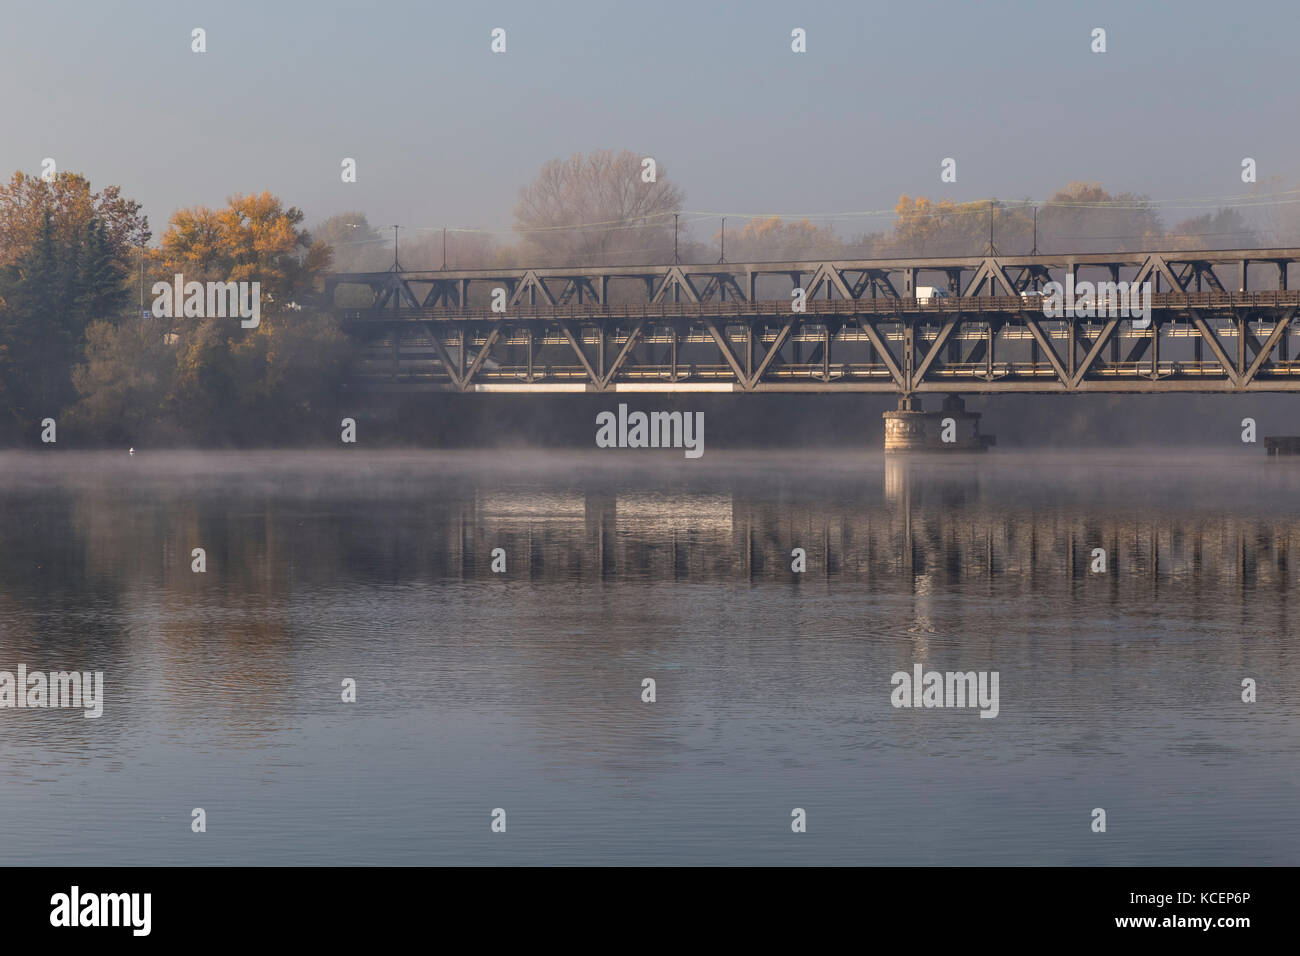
0;449;1296;865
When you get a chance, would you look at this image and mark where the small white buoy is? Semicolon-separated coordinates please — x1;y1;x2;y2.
129;447;135;456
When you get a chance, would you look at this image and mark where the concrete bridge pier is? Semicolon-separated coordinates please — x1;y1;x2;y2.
883;394;994;453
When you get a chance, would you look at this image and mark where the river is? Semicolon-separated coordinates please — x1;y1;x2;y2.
0;449;1296;864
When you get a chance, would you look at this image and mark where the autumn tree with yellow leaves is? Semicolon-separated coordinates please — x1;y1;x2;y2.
887;184;1169;257
72;192;347;443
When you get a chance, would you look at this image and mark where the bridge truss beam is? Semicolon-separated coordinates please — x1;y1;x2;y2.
325;249;1300;394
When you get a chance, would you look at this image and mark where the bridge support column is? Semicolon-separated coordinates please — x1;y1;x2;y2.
883;395;994;453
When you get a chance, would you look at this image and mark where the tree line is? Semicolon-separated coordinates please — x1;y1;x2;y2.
323;149;1288;273
0;173;347;446
0;151;1291;446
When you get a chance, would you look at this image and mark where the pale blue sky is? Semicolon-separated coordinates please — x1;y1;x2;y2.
2;0;1296;241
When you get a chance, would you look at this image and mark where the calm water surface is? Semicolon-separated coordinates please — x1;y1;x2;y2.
0;448;1297;865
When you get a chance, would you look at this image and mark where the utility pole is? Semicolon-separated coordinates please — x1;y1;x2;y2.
718;217;726;263
390;225;401;271
1031;206;1039;255
984;200;1000;256
442;228;447;270
673;213;680;264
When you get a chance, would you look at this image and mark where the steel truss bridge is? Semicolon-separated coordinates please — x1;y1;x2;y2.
323;248;1300;394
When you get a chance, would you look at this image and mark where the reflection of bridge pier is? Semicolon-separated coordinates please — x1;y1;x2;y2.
584;494;618;580
885;456;972;588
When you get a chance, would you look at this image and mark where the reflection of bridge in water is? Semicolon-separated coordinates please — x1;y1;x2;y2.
12;455;1290;613
419;461;1300;604
325;247;1300;401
